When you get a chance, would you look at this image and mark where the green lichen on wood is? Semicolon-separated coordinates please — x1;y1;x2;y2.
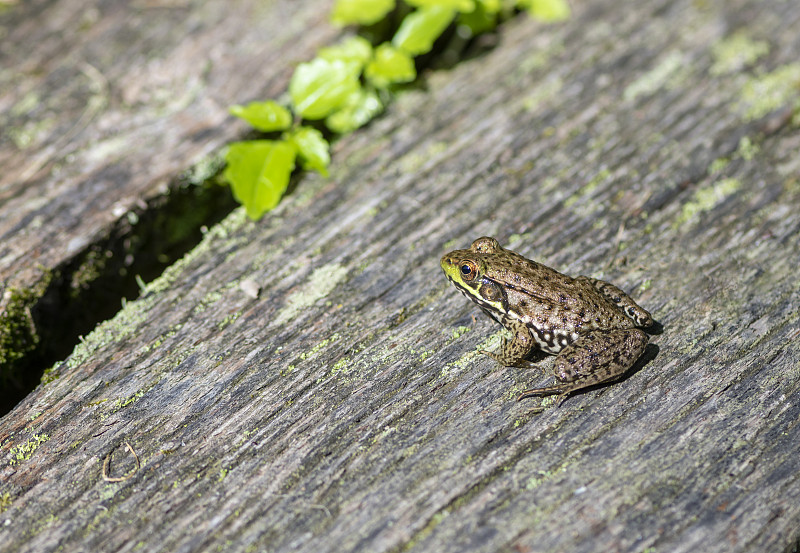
623;51;690;102
738;62;800;121
274;263;349;325
674;178;742;229
710;31;769;76
8;433;50;466
0;491;12;513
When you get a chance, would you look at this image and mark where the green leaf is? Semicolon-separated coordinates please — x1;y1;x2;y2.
518;0;570;21
318;36;374;69
405;0;474;11
229;101;292;132
476;0;501;13
365;44;417;88
223;140;297;220
331;0;396;26
326;89;383;134
290;58;362;120
457;1;498;36
392;6;455;56
287;127;331;177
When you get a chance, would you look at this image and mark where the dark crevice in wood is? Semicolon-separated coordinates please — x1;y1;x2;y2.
0;7;513;417
0;173;237;416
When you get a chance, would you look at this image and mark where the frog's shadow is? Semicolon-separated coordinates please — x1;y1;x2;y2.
647;320;665;336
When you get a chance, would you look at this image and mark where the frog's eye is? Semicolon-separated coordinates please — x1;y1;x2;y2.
460;260;478;281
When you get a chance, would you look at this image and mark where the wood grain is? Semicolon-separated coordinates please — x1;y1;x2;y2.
2;0;799;552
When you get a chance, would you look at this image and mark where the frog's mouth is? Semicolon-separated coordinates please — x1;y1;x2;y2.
448;278;506;327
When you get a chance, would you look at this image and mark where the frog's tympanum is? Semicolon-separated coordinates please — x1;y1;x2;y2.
441;237;654;403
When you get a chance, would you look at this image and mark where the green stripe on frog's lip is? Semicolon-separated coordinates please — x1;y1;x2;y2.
444;270;508;314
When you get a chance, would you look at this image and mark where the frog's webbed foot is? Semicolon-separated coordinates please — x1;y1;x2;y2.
576;276;653;327
516;328;649;405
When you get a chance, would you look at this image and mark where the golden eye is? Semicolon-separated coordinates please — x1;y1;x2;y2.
460;260;478;281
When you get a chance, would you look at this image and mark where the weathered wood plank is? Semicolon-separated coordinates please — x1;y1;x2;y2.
0;0;339;400
2;0;800;552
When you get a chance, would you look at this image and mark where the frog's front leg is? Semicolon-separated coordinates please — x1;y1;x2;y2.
576;276;653;327
480;318;537;368
517;328;649;403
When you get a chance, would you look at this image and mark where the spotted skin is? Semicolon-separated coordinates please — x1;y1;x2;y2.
576;276;653;328
517;328;649;405
441;237;654;404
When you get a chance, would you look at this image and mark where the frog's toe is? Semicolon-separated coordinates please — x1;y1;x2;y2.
516;383;563;401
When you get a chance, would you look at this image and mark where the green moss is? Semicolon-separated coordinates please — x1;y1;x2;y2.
735;135;760;161
280;364;296;377
70;249;112;297
525;470;552;490
738;63;800;121
1;273;53;383
60;292;154;374
521;75;564;112
710;31;769;76
114;390;144;410
708;156;730;175
300;333;341;360
194;290;225;314
217;311;241;330
439;331;502;380
46;209;248;383
146;209;249;295
398;141;450;175
40;361;61;385
517;40;563;75
331;357;350;375
182;152;226;186
275;264;348;325
624;51;688;102
10;90;40;117
506;233;532;248
8;433;50;466
674;178;742;229
138;325;182;354
0;288;39;376
0;491;12;513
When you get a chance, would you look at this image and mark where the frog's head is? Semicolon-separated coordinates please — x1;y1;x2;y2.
441;237;509;314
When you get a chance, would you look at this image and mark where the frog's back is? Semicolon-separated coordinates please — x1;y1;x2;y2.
490;249;635;333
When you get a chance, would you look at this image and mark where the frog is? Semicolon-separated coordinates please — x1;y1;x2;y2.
440;237;654;404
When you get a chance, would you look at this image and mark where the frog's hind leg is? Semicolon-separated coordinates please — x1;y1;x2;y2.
575;276;653;327
516;328;649;404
